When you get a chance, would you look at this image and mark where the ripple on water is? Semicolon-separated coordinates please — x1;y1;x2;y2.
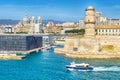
0;48;120;80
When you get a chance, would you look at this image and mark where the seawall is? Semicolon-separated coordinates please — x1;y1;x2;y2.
54;35;120;59
54;48;120;59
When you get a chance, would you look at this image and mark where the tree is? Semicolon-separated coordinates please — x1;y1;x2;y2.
65;29;85;35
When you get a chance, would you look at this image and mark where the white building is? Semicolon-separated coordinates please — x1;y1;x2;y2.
107;19;120;26
35;23;40;34
46;22;56;27
79;20;84;29
62;22;75;26
95;11;107;26
97;25;120;35
0;25;14;33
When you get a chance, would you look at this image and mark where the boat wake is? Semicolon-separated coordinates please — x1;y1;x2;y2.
93;66;120;71
67;66;120;72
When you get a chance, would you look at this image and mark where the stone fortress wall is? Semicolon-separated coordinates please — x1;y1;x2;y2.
63;36;120;54
55;36;120;58
54;6;120;58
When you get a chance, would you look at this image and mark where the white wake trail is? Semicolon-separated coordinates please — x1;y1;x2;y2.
93;66;120;71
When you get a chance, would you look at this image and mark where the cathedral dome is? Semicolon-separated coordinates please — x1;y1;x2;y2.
86;6;95;11
23;15;30;23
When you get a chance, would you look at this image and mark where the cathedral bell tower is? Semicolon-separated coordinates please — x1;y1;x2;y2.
84;6;96;37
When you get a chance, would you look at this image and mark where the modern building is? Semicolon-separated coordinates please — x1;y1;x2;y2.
0;34;42;54
0;25;15;33
41;34;54;46
107;19;120;26
79;20;84;29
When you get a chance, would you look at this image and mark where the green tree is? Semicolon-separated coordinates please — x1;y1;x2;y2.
65;29;85;35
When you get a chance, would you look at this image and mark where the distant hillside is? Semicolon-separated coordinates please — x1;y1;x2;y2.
43;20;65;25
0;19;66;25
0;19;20;25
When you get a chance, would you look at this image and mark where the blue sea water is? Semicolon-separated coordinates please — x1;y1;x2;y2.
0;47;120;80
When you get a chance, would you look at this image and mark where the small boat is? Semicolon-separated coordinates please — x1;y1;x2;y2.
66;62;93;71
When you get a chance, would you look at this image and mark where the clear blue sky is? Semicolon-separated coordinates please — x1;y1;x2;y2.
0;0;120;21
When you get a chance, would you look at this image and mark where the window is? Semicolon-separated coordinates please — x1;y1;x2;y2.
73;47;78;51
88;20;90;22
109;29;111;32
102;29;104;32
106;29;107;32
99;29;100;32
